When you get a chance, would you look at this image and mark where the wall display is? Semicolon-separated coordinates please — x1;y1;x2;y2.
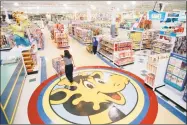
164;53;186;91
98;35;134;66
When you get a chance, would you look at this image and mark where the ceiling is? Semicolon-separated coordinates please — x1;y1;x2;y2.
1;1;186;14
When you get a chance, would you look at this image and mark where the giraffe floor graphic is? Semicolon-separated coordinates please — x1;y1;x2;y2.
28;66;158;124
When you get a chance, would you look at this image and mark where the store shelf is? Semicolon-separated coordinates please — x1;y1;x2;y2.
156;85;187;110
98;52;113;61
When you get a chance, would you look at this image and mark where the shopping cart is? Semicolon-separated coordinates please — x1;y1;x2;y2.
52;57;65;82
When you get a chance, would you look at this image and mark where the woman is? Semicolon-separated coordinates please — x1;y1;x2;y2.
61;50;75;83
92;37;98;55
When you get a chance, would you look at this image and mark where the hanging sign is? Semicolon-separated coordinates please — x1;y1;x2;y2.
148;10;166;21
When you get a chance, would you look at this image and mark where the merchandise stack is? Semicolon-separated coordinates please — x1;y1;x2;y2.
27;26;45;50
99;35;134;66
0;34;14;50
145;53;170;90
142;29;159;49
74;27;92;44
55;33;69;48
151;34;175;54
22;49;38;74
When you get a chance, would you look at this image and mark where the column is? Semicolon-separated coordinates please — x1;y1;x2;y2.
111;7;116;38
87;9;91;22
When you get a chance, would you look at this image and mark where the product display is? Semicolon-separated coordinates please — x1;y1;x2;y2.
145;53;169;89
151;34;176;54
99;35;134;66
55;33;69;48
164;53;186;91
22;49;38;74
129;31;144;50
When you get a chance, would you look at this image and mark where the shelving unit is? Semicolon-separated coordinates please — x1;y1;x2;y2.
145;53;170;90
156;53;187;111
98;35;134;67
151;34;176;54
129;30;144;50
22;49;38;75
55;33;69;48
142;29;159;49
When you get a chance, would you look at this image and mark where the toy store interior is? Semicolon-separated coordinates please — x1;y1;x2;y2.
0;1;186;124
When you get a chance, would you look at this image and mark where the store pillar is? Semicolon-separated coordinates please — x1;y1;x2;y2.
111;7;116;38
87;9;91;21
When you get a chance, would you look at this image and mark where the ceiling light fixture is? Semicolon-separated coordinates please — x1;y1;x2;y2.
90;5;96;10
117;8;120;11
132;1;136;5
63;4;67;7
14;2;19;6
37;6;39;9
107;1;112;5
123;4;126;8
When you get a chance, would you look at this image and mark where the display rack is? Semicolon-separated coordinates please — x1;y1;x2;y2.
27;24;45;50
55;32;69;48
151;34;176;54
22;49;38;75
98;35;134;67
156;53;187;111
0;34;14;51
145;53;170;90
74;27;92;44
129;30;144;50
142;29;159;49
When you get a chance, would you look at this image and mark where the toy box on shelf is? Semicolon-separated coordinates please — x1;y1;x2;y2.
55;33;69;48
156;52;187;110
98;35;134;67
145;53;170;90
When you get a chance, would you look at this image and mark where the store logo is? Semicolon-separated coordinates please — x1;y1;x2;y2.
50;71;130;111
28;67;158;124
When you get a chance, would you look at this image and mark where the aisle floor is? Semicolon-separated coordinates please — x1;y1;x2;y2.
13;27;185;124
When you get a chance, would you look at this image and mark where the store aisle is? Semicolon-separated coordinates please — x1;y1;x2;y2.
38;26;108;78
13;26;185;124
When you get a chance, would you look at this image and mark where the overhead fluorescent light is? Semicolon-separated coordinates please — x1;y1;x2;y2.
90;5;96;10
14;2;19;6
123;4;126;8
132;1;136;5
107;1;112;5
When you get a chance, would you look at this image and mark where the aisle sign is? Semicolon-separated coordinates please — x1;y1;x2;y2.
148;10;166;21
